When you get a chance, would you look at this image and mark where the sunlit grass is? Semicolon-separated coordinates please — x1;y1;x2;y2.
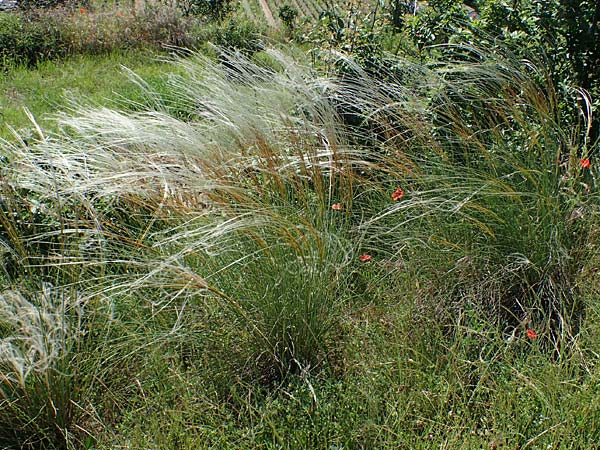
0;44;599;448
0;49;182;140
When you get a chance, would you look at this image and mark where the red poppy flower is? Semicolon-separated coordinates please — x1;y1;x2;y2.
392;186;404;201
580;158;591;169
331;203;342;210
526;329;537;339
359;254;372;262
116;11;122;16
79;7;86;13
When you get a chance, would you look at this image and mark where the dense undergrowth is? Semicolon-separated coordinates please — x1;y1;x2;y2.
0;41;599;448
0;2;263;71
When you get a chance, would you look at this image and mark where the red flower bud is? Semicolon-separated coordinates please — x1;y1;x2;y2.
392;186;404;201
526;329;537;339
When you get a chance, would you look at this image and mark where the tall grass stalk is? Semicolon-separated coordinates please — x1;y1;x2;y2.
0;285;85;448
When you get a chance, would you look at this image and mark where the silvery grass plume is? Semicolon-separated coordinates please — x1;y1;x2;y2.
0;284;89;448
12;50;380;211
3;49;383;376
0;285;78;389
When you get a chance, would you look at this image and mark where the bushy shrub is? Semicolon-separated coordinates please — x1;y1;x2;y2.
17;0;77;10
399;0;600;142
178;0;234;20
204;17;262;54
0;12;63;68
0;6;206;69
278;4;298;31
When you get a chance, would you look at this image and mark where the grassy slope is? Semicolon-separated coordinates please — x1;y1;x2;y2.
0;49;179;139
2;49;600;450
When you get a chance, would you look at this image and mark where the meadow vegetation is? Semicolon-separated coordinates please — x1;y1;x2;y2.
1;0;599;448
0;49;188;139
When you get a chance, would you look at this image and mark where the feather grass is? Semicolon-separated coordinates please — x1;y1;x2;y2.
0;43;598;445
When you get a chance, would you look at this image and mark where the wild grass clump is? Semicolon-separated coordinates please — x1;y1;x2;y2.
7;46;597;371
5;49;372;379
0;4;266;71
55;5;199;54
330;47;598;344
0;285;90;449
